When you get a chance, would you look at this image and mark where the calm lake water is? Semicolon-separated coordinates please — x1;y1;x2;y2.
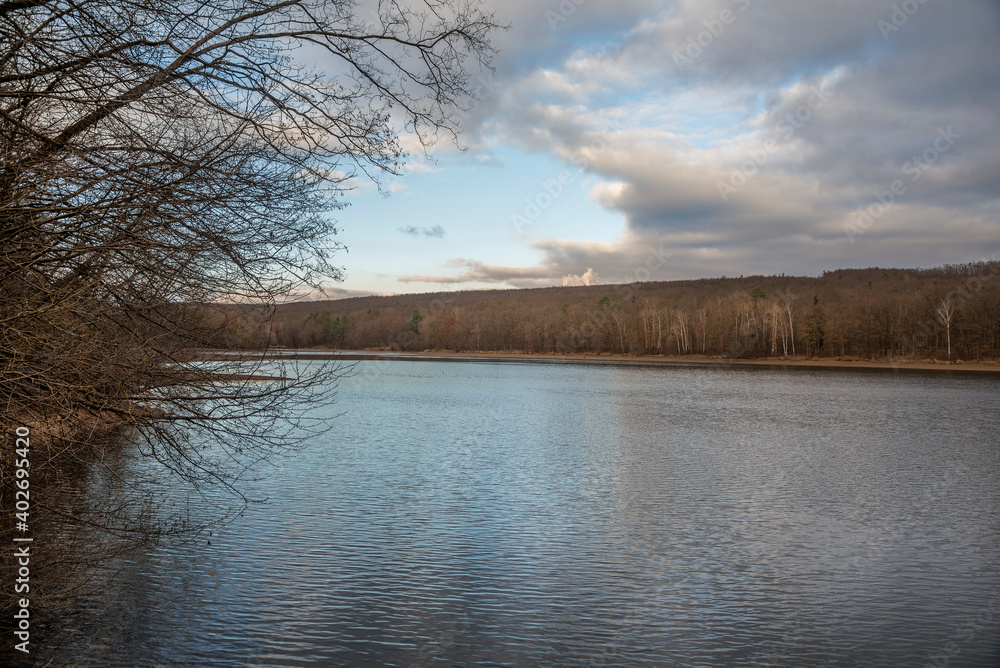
36;361;1000;666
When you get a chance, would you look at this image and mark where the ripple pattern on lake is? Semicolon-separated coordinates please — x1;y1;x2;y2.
37;362;1000;667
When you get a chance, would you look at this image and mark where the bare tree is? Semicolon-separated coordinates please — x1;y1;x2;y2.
778;288;797;356
696;307;707;354
935;298;956;360
1;0;500;612
671;309;691;354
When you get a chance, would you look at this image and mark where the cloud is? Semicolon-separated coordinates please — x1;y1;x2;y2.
447;0;1000;285
398;258;557;287
284;285;391;302
562;267;599;287
398;224;446;239
360;1;999;293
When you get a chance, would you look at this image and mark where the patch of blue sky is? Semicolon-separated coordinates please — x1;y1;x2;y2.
586;79;758;142
330;143;624;294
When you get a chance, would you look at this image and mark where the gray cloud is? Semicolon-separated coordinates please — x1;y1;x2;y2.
434;0;1000;286
399;258;557;287
372;1;998;290
398;224;446;239
289;285;388;301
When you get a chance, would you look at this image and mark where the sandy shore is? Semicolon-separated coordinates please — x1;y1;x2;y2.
236;349;1000;375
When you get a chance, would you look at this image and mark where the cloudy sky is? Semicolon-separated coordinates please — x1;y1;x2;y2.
323;0;999;298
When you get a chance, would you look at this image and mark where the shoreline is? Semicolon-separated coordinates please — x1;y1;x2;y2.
216;349;1000;375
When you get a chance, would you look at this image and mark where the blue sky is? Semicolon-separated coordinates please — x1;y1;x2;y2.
314;0;1000;298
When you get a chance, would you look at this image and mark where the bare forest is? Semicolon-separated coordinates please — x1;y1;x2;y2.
229;262;1000;362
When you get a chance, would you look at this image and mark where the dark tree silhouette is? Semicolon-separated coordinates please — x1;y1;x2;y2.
0;0;500;612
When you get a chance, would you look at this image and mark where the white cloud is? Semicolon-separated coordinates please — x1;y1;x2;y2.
562;267;600;286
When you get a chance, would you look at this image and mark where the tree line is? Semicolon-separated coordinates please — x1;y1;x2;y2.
229;261;1000;362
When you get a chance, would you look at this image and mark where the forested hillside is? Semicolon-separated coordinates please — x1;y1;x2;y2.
221;261;1000;361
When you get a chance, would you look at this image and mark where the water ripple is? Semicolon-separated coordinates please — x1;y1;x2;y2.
36;363;1000;667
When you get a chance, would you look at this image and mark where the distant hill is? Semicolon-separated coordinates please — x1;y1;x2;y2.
217;261;1000;362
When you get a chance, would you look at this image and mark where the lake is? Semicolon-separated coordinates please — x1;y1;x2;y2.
35;360;1000;666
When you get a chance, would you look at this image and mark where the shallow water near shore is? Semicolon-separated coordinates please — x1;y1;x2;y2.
35;361;1000;666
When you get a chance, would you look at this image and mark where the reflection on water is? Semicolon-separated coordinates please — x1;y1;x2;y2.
37;362;1000;666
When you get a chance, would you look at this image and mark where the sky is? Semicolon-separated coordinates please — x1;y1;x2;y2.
318;0;1000;298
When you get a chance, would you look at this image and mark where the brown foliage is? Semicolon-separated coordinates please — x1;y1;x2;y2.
263;262;1000;362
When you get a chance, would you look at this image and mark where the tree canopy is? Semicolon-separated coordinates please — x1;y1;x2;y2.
1;0;498;427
